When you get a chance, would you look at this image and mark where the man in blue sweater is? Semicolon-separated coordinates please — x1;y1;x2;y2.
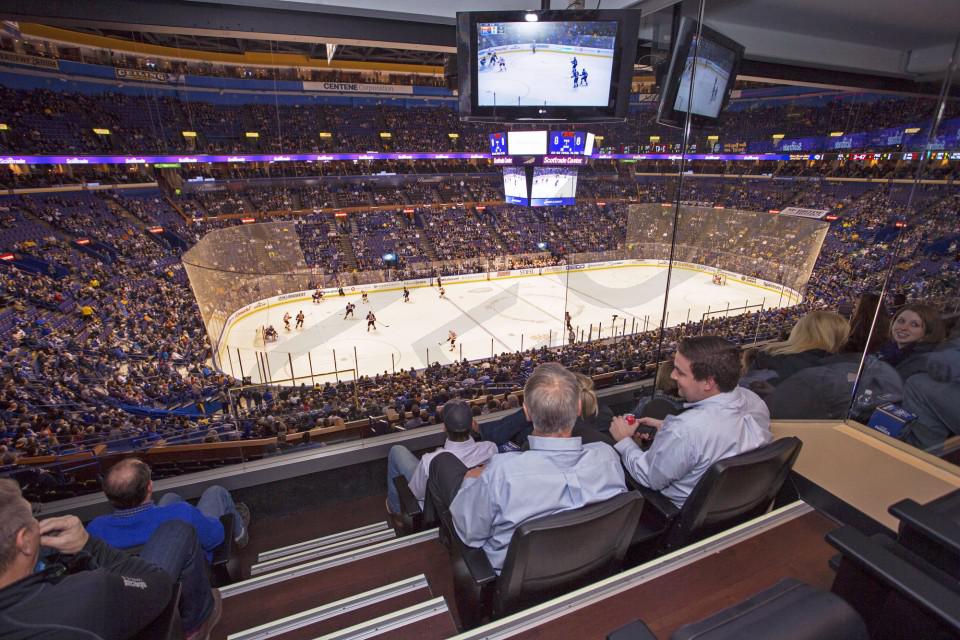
87;459;250;561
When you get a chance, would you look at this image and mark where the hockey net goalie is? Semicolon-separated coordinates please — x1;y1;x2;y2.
253;325;277;347
711;274;727;286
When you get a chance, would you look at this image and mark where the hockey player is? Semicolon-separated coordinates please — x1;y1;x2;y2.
436;275;442;288
283;312;291;331
338;287;345;297
571;68;579;89
344;302;356;319
498;58;506;72
438;286;446;299
366;311;377;332
531;42;536;54
480;55;487;70
580;68;588;86
295;310;305;329
361;291;369;304
447;330;457;352
570;56;578;72
312;289;323;303
402;286;410;303
565;311;573;332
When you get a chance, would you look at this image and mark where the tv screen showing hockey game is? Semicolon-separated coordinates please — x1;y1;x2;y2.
503;167;529;205
673;36;737;118
656;18;744;128
530;167;577;206
476;20;617;107
456;10;641;123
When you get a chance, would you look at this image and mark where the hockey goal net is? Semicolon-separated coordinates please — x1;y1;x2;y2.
711;274;728;286
252;325;272;347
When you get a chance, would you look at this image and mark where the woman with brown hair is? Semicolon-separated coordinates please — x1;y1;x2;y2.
878;303;946;380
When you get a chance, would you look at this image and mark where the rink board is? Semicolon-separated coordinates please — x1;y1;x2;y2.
216;260;800;385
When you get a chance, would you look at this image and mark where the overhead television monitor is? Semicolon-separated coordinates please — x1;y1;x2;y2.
656;17;744;129
549;131;586;155
457;10;642;123
507;130;547;155
489;132;508;155
503;167;529;205
530;167;577;206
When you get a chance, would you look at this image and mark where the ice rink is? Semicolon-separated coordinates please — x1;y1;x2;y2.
218;264;799;385
478;49;614;107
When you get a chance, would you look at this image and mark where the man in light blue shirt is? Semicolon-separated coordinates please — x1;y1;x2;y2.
429;362;627;573
611;336;773;508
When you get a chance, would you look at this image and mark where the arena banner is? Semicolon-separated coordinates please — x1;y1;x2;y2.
0;50;58;70
115;67;176;83
2;150;948;166
302;81;414;95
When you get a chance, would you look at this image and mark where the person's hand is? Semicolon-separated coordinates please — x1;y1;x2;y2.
464;464;485;479
636;417;663;430
609;415;635;442
39;515;89;554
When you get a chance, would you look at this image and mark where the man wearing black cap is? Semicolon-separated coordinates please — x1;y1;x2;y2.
385;400;497;525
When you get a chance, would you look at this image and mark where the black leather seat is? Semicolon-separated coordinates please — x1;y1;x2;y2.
827;524;960;640
606;578;867;640
210;513;242;586
451;491;643;629
629;437;802;560
140;582;184;640
391;475;433;535
887;489;960;581
122;514;242;586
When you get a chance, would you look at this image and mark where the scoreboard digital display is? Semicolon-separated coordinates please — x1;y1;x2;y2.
548;131;586;155
489;133;508;156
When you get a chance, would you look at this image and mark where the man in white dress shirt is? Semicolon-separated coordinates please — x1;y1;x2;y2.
428;362;627;573
385;400;497;522
610;336;773;508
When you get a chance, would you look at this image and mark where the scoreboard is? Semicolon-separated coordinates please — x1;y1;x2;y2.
489;132;508;156
548;131;586;155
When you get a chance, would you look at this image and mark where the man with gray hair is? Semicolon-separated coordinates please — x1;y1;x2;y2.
428;362;626;573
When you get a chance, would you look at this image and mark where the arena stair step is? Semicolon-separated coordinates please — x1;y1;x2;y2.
225;575;431;640
256;522;390;563
314;597;454;640
250;527;398;576
216;529;454;638
221;528;439;597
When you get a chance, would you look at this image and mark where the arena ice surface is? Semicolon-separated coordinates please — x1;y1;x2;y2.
219;265;799;386
478;48;614;107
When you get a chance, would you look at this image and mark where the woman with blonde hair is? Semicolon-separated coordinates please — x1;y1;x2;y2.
571;372;616;445
746;310;850;386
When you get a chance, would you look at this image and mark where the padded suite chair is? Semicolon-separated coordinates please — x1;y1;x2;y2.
827;522;960;640
450;491;644;629
123;514;242;586
629;437;802;561
392;475;433;535
606;578;867;640
887;489;960;581
140;582;184;640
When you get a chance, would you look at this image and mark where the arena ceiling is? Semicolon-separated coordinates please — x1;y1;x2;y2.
1;0;958;84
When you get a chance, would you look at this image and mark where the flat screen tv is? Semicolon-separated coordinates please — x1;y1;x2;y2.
530;167;578;206
656;17;744;129
457;10;641;123
503;167;529;205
